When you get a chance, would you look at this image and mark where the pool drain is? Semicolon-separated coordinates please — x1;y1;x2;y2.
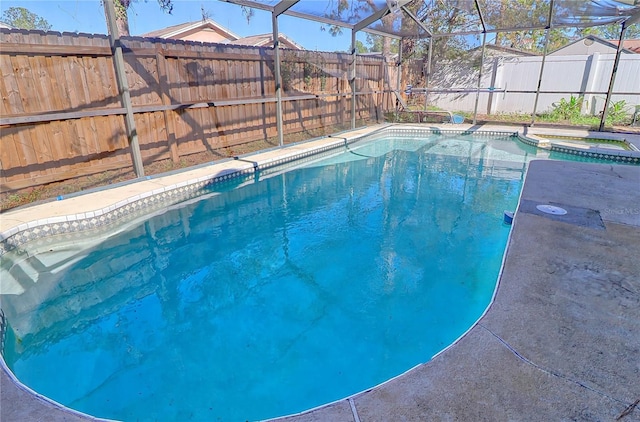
536;204;567;215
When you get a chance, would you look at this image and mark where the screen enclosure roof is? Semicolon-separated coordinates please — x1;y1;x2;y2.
220;0;640;39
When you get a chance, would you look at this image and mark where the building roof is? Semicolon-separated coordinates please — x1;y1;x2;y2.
488;44;539;56
549;35;636;55
477;44;540;57
141;19;240;41
228;33;304;50
0;22;13;29
609;39;640;53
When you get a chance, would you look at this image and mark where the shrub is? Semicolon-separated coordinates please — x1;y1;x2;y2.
549;95;584;121
605;100;629;125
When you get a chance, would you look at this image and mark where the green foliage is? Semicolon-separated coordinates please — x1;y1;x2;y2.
549;95;584;120
605;100;630;125
364;33;399;54
303;61;313;89
355;40;368;54
542;97;630;127
580;22;640;41
1;7;51;31
4;188;45;210
279;52;328;92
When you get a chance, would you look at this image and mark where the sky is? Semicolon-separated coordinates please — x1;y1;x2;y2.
0;0;362;52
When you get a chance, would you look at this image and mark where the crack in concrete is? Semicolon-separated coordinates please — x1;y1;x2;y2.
608;165;624;179
477;323;628;407
348;398;361;422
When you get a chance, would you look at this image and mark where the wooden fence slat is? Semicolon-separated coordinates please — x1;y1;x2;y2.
4;55;26;114
155;51;178;163
0;127;22;182
8;54;44;180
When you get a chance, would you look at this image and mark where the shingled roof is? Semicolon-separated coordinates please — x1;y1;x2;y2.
142;20;304;50
229;33;304;50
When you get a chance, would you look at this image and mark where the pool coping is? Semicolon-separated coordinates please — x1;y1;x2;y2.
1;123;640;422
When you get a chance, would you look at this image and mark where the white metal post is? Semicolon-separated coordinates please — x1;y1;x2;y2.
473;32;487;125
351;30;357;129
531;0;555;126
599;21;628;131
531;29;551;126
272;13;284;146
424;37;433;111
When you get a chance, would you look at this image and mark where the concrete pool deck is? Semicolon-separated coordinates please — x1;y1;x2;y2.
1;124;639;421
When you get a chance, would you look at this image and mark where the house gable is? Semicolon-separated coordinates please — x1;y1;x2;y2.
142;19;239;43
549;35;634;55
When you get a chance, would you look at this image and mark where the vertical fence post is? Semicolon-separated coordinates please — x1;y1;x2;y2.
104;0;144;177
487;58;501;115
583;52;602;115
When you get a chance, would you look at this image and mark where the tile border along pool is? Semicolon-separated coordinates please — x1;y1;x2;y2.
1;124;639;421
1;124;638;255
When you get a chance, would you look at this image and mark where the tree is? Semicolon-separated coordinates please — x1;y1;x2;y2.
1;7;52;31
321;0;401;57
579;23;640;41
355;39;369;53
110;0;173;36
364;33;399;54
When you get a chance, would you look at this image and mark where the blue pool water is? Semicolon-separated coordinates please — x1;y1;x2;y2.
2;134;557;421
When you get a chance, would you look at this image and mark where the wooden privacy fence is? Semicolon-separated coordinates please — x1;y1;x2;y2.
0;29;395;193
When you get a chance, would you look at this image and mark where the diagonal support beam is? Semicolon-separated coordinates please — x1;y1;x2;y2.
474;0;487;33
354;6;391;33
274;0;299;17
626;9;640;26
219;0;274;13
401;5;432;37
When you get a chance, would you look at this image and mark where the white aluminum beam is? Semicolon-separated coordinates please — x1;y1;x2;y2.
354;6;391;33
273;12;284;146
599;20;628;131
274;0;299;17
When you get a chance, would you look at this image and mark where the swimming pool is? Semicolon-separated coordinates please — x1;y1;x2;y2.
0;130;628;421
